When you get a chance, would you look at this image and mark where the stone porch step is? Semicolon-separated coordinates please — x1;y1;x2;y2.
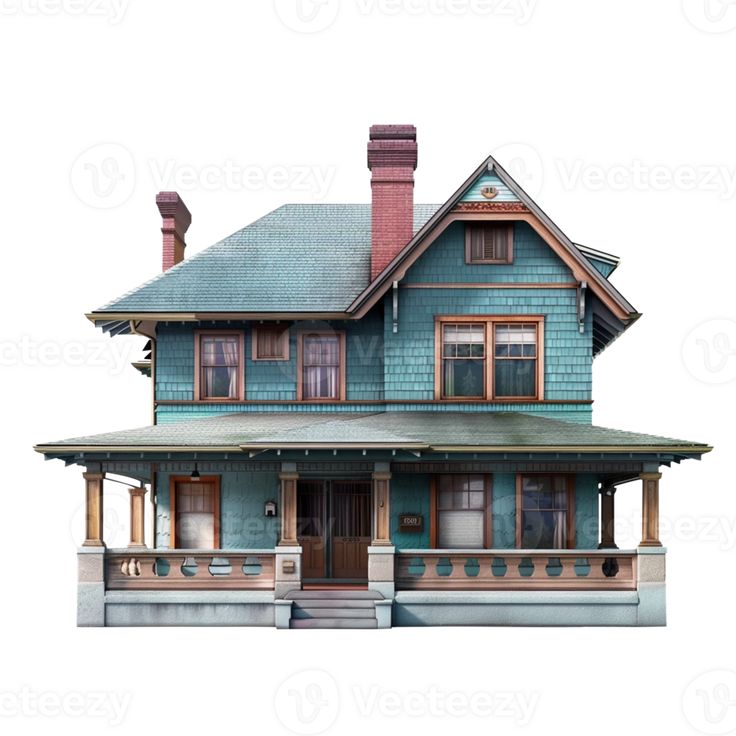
290;617;378;629
292;607;376;619
285;589;382;600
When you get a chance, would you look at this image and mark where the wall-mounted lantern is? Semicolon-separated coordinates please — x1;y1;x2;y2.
264;500;277;517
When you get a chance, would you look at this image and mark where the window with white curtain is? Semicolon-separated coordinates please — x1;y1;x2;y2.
300;333;343;400
437;474;488;548
198;333;242;400
520;475;573;549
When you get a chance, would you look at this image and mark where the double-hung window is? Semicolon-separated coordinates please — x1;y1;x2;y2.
435;474;490;548
517;475;574;549
195;332;244;401
298;332;346;401
437;317;543;400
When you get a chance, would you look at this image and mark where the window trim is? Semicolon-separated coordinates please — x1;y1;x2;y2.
515;473;575;550
169;475;221;549
297;330;347;402
465;222;514;265
252;325;290;362
194;331;245;402
434;316;544;402
430;474;493;549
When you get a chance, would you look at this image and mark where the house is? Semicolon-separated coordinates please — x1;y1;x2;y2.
35;125;711;628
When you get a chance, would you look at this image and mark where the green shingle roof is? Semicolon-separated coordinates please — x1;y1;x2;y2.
35;412;711;456
97;204;440;314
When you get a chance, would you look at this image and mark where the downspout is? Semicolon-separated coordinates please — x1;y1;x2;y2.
577;281;587;334
392;280;399;334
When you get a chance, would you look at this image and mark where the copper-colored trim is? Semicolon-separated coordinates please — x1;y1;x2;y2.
402;282;579;290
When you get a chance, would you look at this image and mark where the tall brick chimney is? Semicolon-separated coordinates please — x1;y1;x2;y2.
367;124;418;280
156;191;191;271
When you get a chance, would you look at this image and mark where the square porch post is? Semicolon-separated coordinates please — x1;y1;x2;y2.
82;471;105;547
598;483;618;549
128;487;147;548
369;464;395;602
640;472;663;547
275;464;301;601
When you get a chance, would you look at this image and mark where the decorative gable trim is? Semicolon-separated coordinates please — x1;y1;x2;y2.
349;157;640;327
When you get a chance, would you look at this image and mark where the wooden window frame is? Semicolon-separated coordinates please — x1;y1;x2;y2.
194;330;245;402
430;474;493;549
297;330;347;402
515;473;575;550
465;222;514;265
251;325;290;362
434;315;544;402
169;475;221;549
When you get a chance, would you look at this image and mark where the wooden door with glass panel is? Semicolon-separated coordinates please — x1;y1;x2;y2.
171;477;220;549
297;479;371;580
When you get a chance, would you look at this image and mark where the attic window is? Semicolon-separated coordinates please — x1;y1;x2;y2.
465;223;513;264
252;326;290;361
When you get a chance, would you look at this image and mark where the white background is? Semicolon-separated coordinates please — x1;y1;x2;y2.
1;1;734;734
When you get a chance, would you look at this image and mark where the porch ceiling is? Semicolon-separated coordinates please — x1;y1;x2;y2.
34;411;712;462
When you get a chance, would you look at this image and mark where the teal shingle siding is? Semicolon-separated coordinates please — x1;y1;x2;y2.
390;473;431;549
384;222;592;413
460;171;519;202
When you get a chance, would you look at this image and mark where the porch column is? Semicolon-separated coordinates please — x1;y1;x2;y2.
372;468;392;545
640;472;663;547
128;487;147;548
598;483;618;549
82;471;105;547
278;468;299;546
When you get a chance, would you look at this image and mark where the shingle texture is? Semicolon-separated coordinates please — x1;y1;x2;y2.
37;412;709;452
97;205;440;313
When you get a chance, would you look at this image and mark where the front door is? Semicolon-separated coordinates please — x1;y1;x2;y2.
297;479;371;581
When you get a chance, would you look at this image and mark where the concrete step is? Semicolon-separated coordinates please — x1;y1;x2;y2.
292;607;376;620
292;598;376;610
286;589;381;601
290;617;378;629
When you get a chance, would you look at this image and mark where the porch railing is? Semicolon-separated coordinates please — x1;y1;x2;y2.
106;549;276;591
395;550;637;591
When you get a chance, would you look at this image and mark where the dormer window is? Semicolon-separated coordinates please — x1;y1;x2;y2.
465;222;513;264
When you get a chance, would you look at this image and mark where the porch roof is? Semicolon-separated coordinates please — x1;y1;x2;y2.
35;411;712;461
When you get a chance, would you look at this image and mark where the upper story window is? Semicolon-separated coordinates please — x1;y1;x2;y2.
252;325;290;361
194;332;244;401
517;475;574;549
436;316;544;401
465;222;513;264
298;332;346;401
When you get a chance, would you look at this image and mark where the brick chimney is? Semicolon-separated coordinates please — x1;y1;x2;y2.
156;191;192;271
367;124;418;280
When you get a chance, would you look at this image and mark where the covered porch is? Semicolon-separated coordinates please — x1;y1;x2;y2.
36;411;709;628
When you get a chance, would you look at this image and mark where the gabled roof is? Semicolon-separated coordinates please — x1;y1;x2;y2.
348;156;638;327
34;412;712;462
